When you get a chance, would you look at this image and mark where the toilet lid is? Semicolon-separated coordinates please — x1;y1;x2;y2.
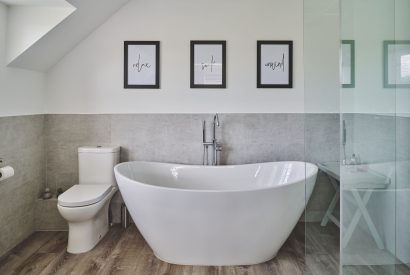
58;184;113;207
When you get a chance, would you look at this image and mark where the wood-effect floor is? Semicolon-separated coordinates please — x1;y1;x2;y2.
0;222;408;275
0;223;307;275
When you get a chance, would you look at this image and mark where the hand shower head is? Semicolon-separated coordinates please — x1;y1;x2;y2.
214;113;220;127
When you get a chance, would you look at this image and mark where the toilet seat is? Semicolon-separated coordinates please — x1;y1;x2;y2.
58;184;113;207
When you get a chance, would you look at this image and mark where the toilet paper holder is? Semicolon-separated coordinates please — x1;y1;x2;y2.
0;159;14;182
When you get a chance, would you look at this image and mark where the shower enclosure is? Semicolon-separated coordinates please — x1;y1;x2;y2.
340;0;410;273
304;0;410;274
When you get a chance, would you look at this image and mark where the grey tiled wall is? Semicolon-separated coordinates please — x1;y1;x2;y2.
342;113;396;163
397;116;410;164
0;115;45;257
44;113;340;224
44;113;341;192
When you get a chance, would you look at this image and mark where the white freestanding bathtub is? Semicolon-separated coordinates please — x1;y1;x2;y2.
114;161;318;266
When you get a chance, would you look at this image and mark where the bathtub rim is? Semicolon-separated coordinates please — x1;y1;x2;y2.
114;161;318;194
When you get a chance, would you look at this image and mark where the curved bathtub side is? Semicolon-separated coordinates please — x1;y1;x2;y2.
115;165;317;266
305;163;319;201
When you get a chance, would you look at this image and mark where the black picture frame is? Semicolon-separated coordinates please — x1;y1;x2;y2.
383;40;410;88
257;40;293;88
190;40;226;89
341;40;355;88
124;41;160;89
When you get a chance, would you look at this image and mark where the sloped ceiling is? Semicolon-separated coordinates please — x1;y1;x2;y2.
6;0;131;72
5;2;75;64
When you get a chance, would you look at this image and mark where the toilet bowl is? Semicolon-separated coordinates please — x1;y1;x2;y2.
57;146;120;254
58;184;117;253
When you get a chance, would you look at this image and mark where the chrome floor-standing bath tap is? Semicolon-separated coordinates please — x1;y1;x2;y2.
202;113;222;165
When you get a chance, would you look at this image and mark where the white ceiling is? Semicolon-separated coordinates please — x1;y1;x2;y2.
7;0;131;71
0;0;69;6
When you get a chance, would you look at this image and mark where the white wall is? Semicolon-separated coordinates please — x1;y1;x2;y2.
304;0;340;113
46;0;305;114
6;4;74;63
0;3;45;117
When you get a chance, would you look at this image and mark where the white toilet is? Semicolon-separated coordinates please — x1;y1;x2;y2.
57;146;120;254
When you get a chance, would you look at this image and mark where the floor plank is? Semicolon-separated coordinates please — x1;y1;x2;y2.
99;226;147;274
69;227;123;275
0;232;58;275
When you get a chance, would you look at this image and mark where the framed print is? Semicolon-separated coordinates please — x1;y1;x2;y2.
341;40;355;88
124;41;160;89
257;41;293;88
190;40;226;88
383;40;410;88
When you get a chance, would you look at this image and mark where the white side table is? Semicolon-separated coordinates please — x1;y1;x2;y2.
317;162;340;228
317;162;391;249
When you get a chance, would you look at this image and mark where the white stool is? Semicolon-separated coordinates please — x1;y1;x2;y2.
320;174;340;227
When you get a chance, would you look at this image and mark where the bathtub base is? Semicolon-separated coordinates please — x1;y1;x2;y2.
153;252;277;266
